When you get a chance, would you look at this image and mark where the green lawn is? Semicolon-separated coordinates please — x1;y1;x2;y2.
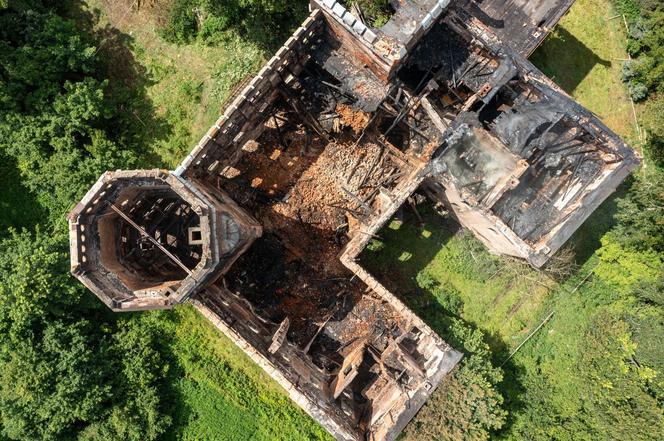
154;306;330;441
80;0;659;439
360;213;552;356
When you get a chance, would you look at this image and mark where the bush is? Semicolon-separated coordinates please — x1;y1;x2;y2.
160;0;307;49
159;0;199;44
622;60;638;81
611;172;664;253
343;0;394;28
643;96;664;166
578;311;664;439
416;272;463;315
614;1;664;99
402;274;506;440
629;80;649;101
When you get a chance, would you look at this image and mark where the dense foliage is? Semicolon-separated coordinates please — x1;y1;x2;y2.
610;0;664;244
160;0;307;48
0;0;662;440
0;1;139;226
0;229;171;441
615;0;664;98
0;1;170;439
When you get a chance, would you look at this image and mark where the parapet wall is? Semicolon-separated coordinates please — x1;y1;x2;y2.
176;9;324;178
311;0;451;80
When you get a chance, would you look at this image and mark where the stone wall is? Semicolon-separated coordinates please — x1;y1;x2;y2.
176;10;325;178
311;0;452;80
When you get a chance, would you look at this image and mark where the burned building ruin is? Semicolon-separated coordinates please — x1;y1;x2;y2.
69;1;640;440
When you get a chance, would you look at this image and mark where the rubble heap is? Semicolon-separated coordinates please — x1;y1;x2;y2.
69;1;639;440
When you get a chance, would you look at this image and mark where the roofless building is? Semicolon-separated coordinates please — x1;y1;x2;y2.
69;1;639;439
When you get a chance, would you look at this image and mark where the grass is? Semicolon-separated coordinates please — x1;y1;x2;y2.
154;306;331;441
361;212;551;355
531;0;637;143
84;0;266;168
74;0;646;438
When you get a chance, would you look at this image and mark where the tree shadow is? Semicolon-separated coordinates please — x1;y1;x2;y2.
0;154;48;236
359;202;530;434
149;310;194;441
68;1;173;169
495;353;529;435
531;26;612;95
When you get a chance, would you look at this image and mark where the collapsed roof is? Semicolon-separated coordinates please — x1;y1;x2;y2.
69;1;639;440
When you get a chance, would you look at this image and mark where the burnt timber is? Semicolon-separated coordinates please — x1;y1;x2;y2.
68;1;640;440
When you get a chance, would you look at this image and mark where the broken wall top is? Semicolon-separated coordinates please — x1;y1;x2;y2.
68;170;261;311
457;0;577;56
421;10;640;266
311;0;452;81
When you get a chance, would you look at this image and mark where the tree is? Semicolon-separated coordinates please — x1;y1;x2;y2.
0;6;137;226
577;311;664;440
0;4;167;438
160;0;307;48
0;230;171;440
611;172;664;253
0;230;107;440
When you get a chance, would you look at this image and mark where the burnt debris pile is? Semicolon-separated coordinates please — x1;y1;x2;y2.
69;1;638;440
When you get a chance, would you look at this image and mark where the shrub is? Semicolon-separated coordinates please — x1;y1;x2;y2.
611;172;664;253
159;0;200;44
644;96;664;166
160;0;307;49
629;80;649;101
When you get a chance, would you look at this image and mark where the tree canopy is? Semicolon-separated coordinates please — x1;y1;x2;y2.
0;2;170;439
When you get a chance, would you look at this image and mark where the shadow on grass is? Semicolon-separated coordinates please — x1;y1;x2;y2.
359;203;459;293
70;1;173;169
531;26;611;94
151;311;194;441
359;201;528;435
495;357;529;436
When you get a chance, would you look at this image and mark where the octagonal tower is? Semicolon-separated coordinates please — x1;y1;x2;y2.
68;169;261;311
